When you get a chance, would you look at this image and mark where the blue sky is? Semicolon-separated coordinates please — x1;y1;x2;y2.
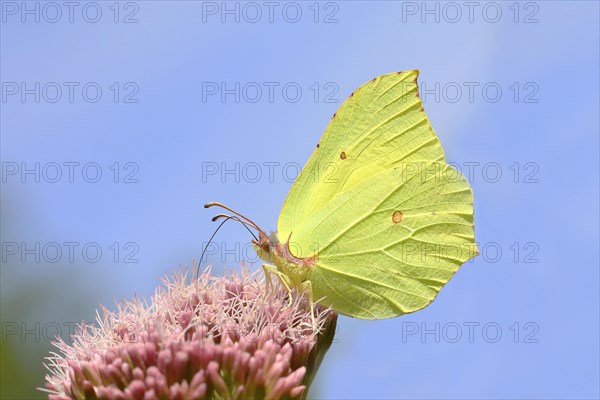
1;1;599;398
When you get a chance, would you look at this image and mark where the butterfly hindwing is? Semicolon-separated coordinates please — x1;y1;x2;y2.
292;162;477;319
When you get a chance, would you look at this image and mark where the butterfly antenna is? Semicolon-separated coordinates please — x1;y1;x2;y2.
195;214;259;279
204;202;267;237
211;213;259;241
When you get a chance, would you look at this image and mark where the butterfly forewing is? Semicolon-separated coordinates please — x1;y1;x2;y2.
278;70;446;241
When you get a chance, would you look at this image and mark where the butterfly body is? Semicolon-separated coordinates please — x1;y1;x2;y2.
252;232;315;289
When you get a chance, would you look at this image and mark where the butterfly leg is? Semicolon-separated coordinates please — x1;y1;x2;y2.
261;263;276;295
261;264;294;308
298;280;316;328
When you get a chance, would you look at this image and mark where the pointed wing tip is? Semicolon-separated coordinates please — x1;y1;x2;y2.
392;69;420;77
377;69;420;82
471;245;481;260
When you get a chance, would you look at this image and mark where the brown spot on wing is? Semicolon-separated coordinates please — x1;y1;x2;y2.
392;211;403;224
340;151;347;160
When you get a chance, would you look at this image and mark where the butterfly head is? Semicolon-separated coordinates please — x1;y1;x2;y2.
204;202;315;285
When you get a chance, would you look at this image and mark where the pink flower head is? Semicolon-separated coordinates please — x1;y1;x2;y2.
43;267;337;400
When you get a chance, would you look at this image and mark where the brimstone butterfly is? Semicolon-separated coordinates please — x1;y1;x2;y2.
206;70;478;319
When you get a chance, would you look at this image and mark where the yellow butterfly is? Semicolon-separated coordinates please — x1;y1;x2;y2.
206;70;478;319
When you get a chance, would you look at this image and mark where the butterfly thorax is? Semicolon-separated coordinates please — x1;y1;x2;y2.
252;231;315;288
